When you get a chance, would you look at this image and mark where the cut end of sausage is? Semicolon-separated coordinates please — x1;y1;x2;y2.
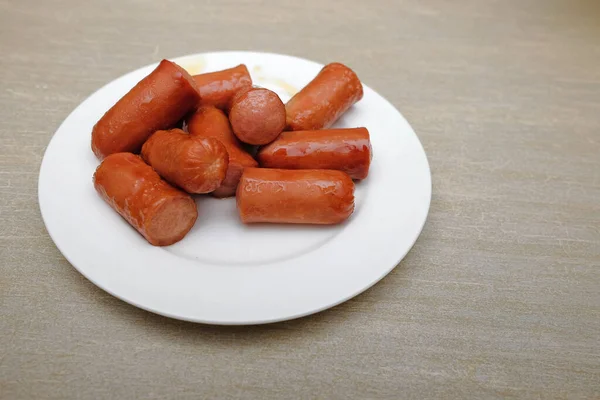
145;197;198;246
229;88;286;145
212;146;258;198
212;162;243;198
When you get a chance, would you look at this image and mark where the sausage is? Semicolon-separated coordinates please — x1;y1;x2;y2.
92;59;200;160
211;148;257;198
141;129;228;194
256;127;372;180
187;106;258;197
285;62;363;131
187;105;241;146
236;168;354;224
193;64;252;109
93;153;198;246
228;87;286;145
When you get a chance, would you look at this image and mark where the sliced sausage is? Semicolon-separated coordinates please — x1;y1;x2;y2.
92;59;200;160
228;87;286;145
187;106;258;197
141;129;228;194
93;153;198;246
236;168;354;224
285;62;363;131
193;64;252;109
257;127;372;180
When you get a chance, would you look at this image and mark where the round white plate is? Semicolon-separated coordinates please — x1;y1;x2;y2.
39;51;431;325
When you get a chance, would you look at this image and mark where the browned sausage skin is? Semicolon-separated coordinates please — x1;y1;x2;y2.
93;153;198;246
92;59;200;160
256;127;372;180
141;129;228;194
236;168;355;224
285;62;363;131
228;87;286;145
193;64;252;110
187;106;258;197
187;105;243;147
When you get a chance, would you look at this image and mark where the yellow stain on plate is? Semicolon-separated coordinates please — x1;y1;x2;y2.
271;79;298;98
180;57;206;75
252;65;298;97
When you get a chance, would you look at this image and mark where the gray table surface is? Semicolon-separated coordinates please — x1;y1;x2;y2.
1;0;599;398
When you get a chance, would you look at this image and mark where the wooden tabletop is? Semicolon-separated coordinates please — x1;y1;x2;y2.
1;0;599;398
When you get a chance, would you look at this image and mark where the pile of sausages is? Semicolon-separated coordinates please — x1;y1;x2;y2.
91;59;371;246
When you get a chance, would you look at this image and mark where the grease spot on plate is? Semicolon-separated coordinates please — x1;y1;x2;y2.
181;57;206;75
253;65;298;97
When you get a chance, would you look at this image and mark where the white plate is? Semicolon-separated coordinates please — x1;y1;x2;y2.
39;51;431;325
